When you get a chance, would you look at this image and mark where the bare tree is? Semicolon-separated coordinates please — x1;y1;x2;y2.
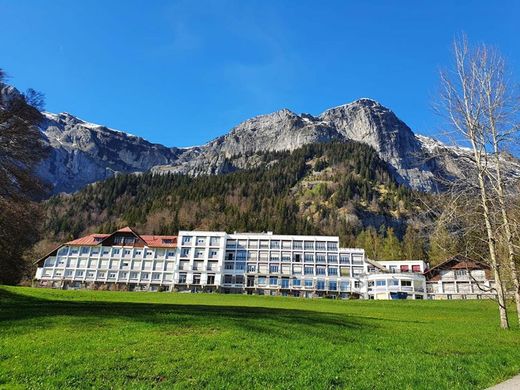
438;36;516;329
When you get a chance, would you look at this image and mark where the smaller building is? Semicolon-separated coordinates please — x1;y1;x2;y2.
365;259;427;300
424;256;496;299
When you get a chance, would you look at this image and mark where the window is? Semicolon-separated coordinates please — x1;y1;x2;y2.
181;248;191;257
269;277;278;286
249;240;258;249
329;281;337;290
57;247;68;256
209;237;220;246
354;281;361;288
400;265;409;273
316;266;326;275
226;252;234;261
235;275;244;285
124;237;135;246
224;262;234;270
293;253;302;262
328;267;338;276
70;247;79;255
455;269;468;277
101;247;110;256
316;241;326;250
327;242;338;251
316;280;326;290
389;279;399;286
196;237;206;246
182;236;192;245
401;280;412;287
292;279;301;287
304;279;313;288
108;272;116;279
292;265;302;275
178;273;187;283
270;264;279;273
130;272;138;279
167;250;175;258
134;250;143;257
304;241;314;250
123;249;131;256
293;241;303;250
93;236;104;243
247;264;256;273
141;272;149;279
376;280;386;287
316;253;326;263
340;267;350;277
340;281;349;291
207;275;215;285
259;240;269;249
258;276;266;285
122;261;130;268
194;249;205;259
281;253;291;262
112;248;120;255
281;279;289;288
120;272;128;279
162;238;174;244
412;265;421;273
327;254;338;263
65;270;73;277
235;262;246;271
340;254;350;264
81;246;90;255
282;241;291;249
224;275;233;284
270;240;280;249
236;251;247;261
192;274;201;284
304;253;314;263
304;266;314;275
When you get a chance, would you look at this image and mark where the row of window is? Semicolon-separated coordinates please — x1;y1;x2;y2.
368;279;413;287
223;275;361;290
56;246;176;259
43;269;173;281
181;236;221;246
387;264;422;273
223;263;362;276
44;258;176;271
225;239;339;251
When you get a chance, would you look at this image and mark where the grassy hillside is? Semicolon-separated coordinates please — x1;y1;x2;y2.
1;286;519;389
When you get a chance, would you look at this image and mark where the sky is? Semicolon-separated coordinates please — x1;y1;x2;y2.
1;0;519;147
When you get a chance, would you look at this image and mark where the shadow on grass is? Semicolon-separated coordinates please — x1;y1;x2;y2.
0;288;377;343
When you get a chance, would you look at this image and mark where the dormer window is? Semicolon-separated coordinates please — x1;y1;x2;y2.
162;239;174;244
93;236;104;243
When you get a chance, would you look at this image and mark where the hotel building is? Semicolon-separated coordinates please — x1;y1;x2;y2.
35;227;493;300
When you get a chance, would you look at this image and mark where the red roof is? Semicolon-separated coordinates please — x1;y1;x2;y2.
67;234;110;245
65;231;177;248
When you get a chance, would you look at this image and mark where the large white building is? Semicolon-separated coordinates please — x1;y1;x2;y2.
35;227;489;300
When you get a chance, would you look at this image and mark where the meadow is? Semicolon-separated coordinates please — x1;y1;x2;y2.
0;286;519;389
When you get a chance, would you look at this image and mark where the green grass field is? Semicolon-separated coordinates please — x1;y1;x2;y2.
0;286;519;389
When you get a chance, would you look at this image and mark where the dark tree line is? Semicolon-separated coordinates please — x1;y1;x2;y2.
0;69;49;284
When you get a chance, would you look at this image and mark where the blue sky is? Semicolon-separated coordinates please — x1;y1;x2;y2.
1;0;519;147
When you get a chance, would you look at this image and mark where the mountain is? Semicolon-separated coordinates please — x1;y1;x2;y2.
36;112;185;193
2;83;518;194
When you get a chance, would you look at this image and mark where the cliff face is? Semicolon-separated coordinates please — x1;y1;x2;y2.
3;83;518;194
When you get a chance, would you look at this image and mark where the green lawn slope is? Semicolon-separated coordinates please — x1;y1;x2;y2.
0;286;519;389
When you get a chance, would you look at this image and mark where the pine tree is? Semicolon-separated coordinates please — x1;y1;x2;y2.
402;225;426;260
428;223;459;265
380;227;402;260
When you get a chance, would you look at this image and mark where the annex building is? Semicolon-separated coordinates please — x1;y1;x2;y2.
34;227;495;300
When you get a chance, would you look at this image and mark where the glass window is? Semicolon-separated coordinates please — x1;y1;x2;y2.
401;280;412;287
196;236;206;246
316;266;326;275
412;265;421;273
270;264;279;273
269;277;278;286
340;281;349;291
400;265;410;272
182;236;192;245
327;242;338;251
316;241;326;250
304;266;314;275
304;253;314;263
281;279;289;288
209;236;220;246
316;253;326;263
304;241;314;250
247;264;256;273
340;254;350;264
316;280;326;290
80;246;90;255
178;273;187;283
327;254;338;263
304;279;313;288
258;276;266;285
292;279;301;287
376;280;386;287
328;267;338;276
293;241;303;250
329;281;337;290
270;240;281;249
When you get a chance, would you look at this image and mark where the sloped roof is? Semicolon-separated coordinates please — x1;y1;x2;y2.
66;234;110;245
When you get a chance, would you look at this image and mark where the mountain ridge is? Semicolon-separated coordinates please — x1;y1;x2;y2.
2;82;517;194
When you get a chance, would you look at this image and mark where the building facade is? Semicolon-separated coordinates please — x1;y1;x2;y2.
424;256;496;299
34;227;443;300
